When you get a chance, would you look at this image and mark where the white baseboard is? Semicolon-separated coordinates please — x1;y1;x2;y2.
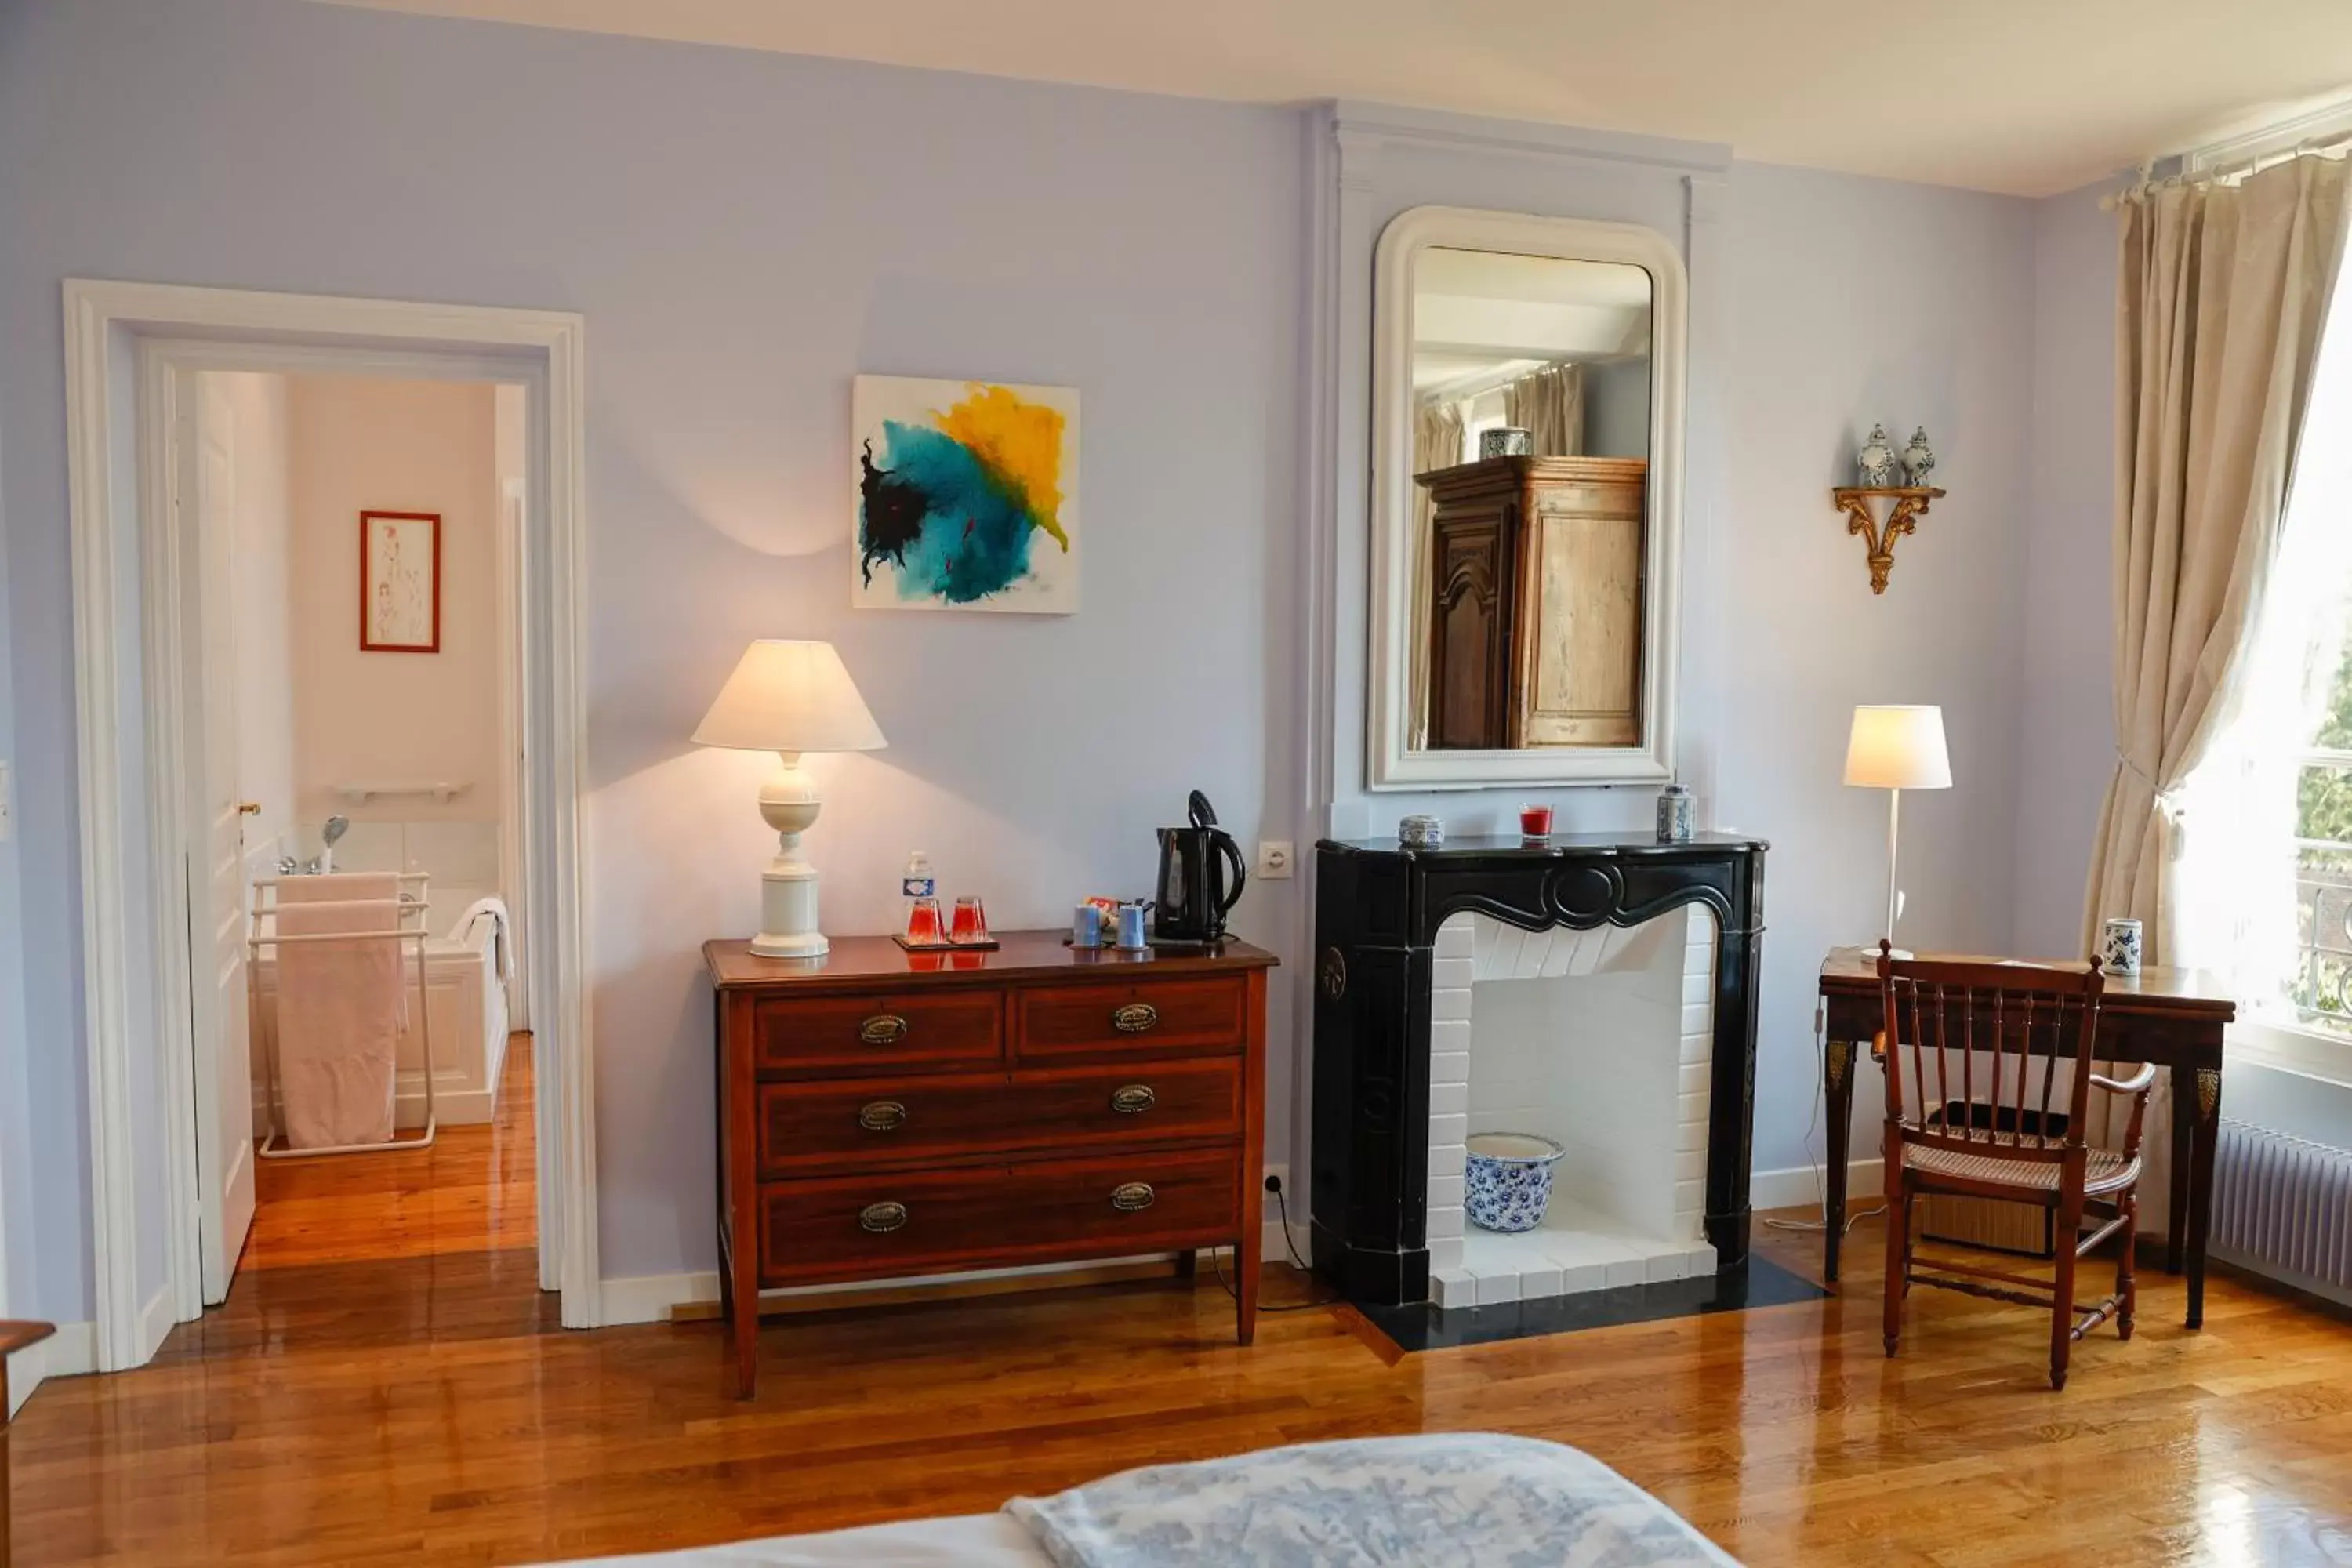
1750;1158;1883;1214
395;1085;497;1126
136;1282;176;1364
7;1320;96;1417
599;1221;1309;1328
252;1080;499;1134
2213;1245;2352;1310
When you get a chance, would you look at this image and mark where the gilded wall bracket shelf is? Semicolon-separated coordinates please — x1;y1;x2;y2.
1832;486;1945;594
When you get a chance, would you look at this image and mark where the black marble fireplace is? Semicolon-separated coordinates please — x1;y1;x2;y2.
1309;832;1769;1308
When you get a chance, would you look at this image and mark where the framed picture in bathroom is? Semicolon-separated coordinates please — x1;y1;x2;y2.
360;510;441;652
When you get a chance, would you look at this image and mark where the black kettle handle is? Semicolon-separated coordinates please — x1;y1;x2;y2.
1187;789;1218;829
1212;829;1247;914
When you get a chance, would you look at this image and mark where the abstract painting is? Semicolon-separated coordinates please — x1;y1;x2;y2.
359;510;441;652
852;376;1080;613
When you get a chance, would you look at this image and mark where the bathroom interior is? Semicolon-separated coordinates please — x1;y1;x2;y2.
208;365;531;1276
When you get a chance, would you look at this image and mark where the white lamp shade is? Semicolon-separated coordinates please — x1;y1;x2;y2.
1844;705;1951;789
692;640;887;754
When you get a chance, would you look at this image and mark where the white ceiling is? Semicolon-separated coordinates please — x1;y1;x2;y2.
313;0;2352;196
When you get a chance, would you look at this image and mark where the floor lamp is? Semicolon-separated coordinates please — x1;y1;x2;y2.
1843;704;1952;956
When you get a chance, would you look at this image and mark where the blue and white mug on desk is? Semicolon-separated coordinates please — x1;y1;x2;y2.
1116;903;1149;950
2100;916;2143;976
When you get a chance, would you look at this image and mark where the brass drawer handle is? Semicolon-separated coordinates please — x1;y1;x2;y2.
859;1201;909;1233
1111;1002;1160;1034
1111;1181;1156;1213
858;1100;906;1132
1110;1083;1157;1115
859;1014;909;1045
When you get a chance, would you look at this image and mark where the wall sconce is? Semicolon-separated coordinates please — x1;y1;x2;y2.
1833;485;1945;594
1834;424;1944;593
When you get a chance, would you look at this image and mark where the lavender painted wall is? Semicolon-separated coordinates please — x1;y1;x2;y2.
0;0;1304;1310
1718;163;2037;1168
0;0;2109;1325
2013;180;2122;958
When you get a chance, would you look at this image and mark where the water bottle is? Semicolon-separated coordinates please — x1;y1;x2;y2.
902;851;941;946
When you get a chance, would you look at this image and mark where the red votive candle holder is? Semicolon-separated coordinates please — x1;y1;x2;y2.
904;896;944;946
1519;804;1554;838
948;895;990;945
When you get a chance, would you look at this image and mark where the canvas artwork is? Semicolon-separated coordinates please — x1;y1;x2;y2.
852;376;1080;613
360;510;441;652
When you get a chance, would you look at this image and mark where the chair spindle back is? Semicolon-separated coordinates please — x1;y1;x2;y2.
1875;942;2107;1162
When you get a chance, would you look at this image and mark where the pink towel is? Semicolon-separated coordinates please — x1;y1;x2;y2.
278;872;402;905
275;895;405;1149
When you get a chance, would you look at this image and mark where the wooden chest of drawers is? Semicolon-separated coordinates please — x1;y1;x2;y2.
706;931;1276;1397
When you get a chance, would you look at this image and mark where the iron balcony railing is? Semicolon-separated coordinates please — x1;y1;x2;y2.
2292;747;2352;1035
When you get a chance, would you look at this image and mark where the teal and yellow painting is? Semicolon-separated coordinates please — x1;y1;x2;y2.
852;376;1080;613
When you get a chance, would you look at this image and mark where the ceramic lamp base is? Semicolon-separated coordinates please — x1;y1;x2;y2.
748;753;829;959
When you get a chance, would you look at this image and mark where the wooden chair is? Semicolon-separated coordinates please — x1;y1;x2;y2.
0;1320;55;1568
1875;944;2155;1388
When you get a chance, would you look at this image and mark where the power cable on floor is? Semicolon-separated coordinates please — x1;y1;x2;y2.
1210;1178;1338;1312
1762;994;1887;1236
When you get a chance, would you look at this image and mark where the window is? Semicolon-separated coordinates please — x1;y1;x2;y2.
2177;260;2352;1082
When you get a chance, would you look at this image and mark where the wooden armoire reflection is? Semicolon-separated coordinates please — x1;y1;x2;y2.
1421;455;1648;750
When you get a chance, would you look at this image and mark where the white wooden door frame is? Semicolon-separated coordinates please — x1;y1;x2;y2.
64;280;598;1370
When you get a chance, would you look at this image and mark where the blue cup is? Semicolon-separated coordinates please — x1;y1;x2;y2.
1116;903;1149;949
1072;904;1103;948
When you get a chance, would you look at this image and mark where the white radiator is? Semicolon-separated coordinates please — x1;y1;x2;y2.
2212;1119;2352;1303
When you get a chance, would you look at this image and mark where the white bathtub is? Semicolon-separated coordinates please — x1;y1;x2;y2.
252;896;511;1128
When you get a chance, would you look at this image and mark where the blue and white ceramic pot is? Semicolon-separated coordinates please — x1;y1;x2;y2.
1464;1133;1566;1233
2100;917;2143;977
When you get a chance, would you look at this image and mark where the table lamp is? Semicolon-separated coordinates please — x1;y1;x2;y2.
1844;704;1951;956
694;640;886;958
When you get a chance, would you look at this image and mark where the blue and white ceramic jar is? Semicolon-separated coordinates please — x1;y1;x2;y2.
1464;1133;1566;1233
2101;917;2143;976
1656;783;1694;844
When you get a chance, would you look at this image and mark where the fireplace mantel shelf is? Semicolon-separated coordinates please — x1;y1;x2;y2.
1323;831;1769;856
1309;833;1769;1309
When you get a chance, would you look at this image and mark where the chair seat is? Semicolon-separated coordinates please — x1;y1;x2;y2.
1904;1137;2141;1197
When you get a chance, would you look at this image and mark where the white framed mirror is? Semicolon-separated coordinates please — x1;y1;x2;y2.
1367;205;1687;789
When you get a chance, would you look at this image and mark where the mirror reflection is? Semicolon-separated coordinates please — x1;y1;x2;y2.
1408;248;1653;751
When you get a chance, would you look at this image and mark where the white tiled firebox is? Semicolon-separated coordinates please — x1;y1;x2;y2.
1428;907;1720;1308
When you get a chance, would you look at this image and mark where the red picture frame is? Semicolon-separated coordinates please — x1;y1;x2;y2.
358;510;443;653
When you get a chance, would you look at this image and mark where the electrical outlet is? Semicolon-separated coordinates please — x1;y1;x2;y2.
1255;840;1294;880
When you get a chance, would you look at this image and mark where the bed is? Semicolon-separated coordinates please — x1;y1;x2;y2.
550;1433;1739;1566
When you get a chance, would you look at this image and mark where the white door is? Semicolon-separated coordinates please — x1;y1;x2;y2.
187;374;257;1305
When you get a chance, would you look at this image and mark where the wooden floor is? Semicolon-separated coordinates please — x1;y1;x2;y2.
13;1051;2352;1566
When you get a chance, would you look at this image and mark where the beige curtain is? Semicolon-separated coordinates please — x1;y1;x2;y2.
1504;362;1584;456
2082;154;2350;964
2080;154;2349;1229
1408;399;1465;749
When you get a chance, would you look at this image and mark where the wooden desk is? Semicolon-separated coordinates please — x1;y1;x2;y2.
706;932;1276;1398
1817;950;2236;1327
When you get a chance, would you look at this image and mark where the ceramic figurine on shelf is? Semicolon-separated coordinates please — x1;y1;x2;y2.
1857;423;1898;487
1902;426;1936;487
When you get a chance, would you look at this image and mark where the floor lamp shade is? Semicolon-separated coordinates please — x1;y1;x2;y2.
1843;705;1951;950
693;641;886;959
1843;705;1951;790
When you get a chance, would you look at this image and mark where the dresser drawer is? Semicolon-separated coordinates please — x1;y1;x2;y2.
757;1148;1240;1285
753;992;1002;1080
757;1059;1243;1175
1014;977;1247;1062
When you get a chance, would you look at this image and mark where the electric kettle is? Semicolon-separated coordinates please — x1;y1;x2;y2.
1153;790;1247;942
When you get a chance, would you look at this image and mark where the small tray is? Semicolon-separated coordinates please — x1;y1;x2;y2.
893;934;1001;953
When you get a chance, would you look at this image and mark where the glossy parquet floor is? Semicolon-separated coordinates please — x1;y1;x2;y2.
12;1045;2352;1566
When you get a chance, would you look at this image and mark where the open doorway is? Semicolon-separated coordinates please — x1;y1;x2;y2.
64;281;596;1371
181;367;535;1301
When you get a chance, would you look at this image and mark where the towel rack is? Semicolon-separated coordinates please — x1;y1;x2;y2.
249;881;438;1159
